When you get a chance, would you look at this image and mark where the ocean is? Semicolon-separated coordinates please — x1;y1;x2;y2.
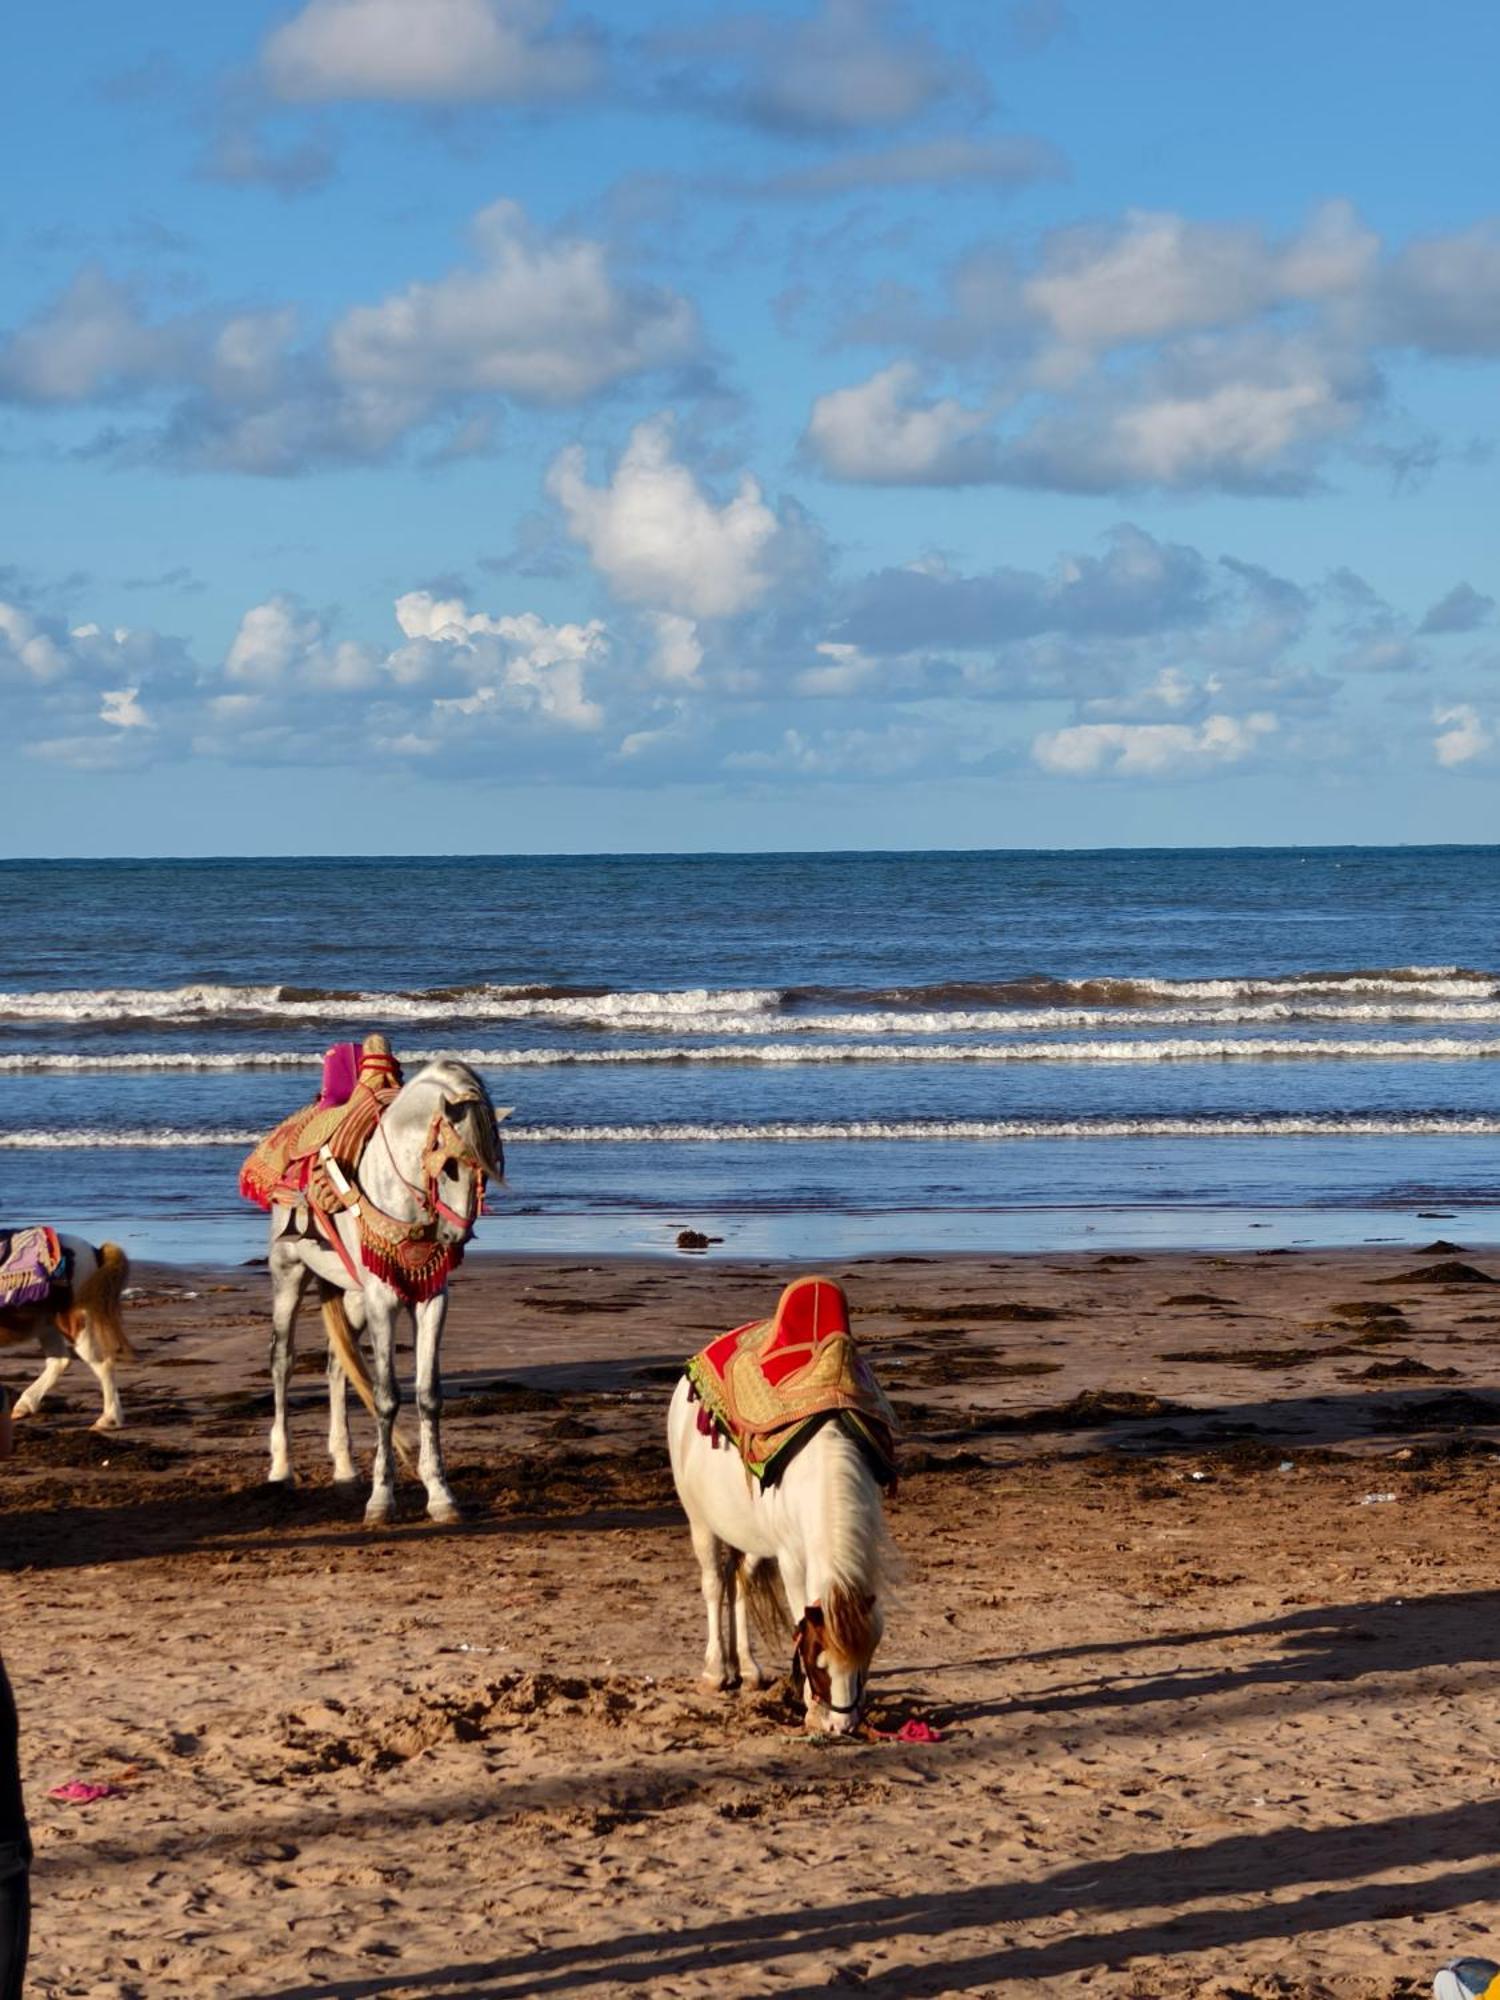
2;847;1499;1261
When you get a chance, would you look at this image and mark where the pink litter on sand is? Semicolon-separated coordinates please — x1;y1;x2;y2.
865;1718;943;1744
47;1781;122;1805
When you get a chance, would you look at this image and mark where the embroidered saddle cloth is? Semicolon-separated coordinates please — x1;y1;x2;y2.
686;1276;897;1486
239;1036;403;1213
0;1226;65;1311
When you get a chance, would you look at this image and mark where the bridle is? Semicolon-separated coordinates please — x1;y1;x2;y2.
792;1604;866;1718
375;1104;491;1237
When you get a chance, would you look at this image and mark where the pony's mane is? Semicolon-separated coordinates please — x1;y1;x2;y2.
817;1424;896;1666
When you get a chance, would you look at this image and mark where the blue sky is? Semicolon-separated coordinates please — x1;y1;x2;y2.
3;0;1498;855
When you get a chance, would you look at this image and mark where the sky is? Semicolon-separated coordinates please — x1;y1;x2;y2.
3;0;1499;856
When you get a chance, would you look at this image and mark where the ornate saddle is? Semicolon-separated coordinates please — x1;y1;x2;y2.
685;1275;897;1486
0;1226;65;1312
239;1034;404;1215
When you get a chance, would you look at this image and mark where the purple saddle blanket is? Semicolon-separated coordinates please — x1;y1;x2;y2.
0;1226;65;1311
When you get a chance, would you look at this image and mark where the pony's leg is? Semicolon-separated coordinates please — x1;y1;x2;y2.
412;1293;459;1525
72;1322;124;1432
690;1520;740;1690
363;1290;400;1527
267;1249;310;1485
734;1558;771;1690
10;1333;70;1419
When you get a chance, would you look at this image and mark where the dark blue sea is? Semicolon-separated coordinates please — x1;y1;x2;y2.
2;848;1499;1261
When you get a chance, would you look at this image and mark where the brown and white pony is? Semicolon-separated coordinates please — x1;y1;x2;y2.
666;1378;894;1734
0;1238;134;1430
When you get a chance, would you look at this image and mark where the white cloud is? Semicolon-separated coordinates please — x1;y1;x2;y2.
225;597;378;689
1033;711;1277;777
654;0;966;135
548;416;783;619
263;0;600;104
1024;202;1376;354
0;204;696;472
100;686;150;729
647;613;704;684
329;200;697;405
803;362;1000;484
396;592;606;727
1433;703;1494;767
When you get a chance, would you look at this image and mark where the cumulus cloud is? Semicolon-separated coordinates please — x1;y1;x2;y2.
548;415;785;619
837;524;1215;655
818;199;1500;492
803;362;1000;484
0;204;698;472
652;0;970;135
263;0;601;104
329;200;698;404
1433;702;1494;766
1418;581;1496;635
1032;712;1278;778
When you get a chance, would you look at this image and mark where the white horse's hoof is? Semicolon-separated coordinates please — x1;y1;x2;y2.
427;1496;462;1526
331;1469;360;1488
364;1498;393;1527
267;1469;295;1488
9;1403;35;1423
741;1666;770;1691
91;1415;122;1433
700;1669;737;1693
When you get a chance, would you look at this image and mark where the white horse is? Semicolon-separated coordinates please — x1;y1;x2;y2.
264;1059;506;1526
0;1238;133;1430
667;1377;894;1735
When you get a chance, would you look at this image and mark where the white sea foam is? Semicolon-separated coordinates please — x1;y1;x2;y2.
6;1114;1499;1148
6;1035;1500;1074
0;967;1492;1030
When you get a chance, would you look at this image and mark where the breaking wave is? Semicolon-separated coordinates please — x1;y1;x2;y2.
0;967;1493;1034
6;1036;1500;1074
6;1114;1500;1148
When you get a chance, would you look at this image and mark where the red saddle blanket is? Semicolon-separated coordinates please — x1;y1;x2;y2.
0;1226;65;1311
239;1042;402;1213
686;1276;897;1485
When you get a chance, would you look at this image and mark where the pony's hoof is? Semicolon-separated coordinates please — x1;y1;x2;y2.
427;1496;462;1526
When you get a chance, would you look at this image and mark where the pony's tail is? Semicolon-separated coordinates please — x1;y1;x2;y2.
319;1297;417;1476
739;1556;795;1652
73;1243;135;1363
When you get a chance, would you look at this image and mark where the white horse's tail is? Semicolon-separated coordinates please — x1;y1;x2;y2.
72;1243;135;1363
320;1296;418;1476
739;1555;795;1651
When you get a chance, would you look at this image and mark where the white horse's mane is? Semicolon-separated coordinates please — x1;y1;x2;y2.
817;1421;896;1601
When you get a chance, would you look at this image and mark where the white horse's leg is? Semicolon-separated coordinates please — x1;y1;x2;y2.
73;1321;124;1431
735;1557;771;1690
690;1519;740;1690
363;1291;400;1527
413;1293;459;1524
11;1332;70;1419
268;1244;310;1485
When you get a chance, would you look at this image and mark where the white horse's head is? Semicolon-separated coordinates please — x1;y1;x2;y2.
794;1586;885;1735
402;1060;510;1246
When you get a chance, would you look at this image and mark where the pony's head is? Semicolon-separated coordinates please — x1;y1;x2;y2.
793;1586;884;1736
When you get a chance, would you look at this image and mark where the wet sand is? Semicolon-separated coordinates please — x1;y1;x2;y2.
5;1242;1500;1999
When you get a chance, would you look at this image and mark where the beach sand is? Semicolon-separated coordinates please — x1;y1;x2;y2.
5;1242;1500;1999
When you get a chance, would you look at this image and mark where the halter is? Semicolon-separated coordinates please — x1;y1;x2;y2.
375;1103;490;1236
792;1604;867;1717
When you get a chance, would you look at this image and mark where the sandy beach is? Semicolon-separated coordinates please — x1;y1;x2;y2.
3;1243;1499;1998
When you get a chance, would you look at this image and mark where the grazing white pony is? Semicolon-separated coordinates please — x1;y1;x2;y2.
667;1375;894;1734
0;1238;133;1430
263;1058;505;1526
